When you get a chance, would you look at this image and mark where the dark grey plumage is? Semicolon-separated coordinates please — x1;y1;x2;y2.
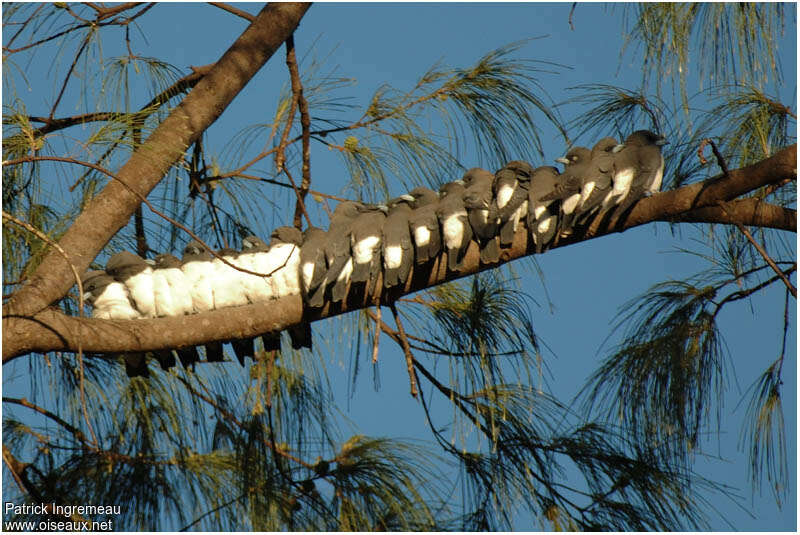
229;338;254;366
491;160;533;246
106;251;156;317
322;201;362;303
437;180;473;271
383;194;415;288
301;226;329;308
574;137;618;226
350;203;388;288
153;351;177;371
604;130;668;213
462;168;500;264
288;323;313;351
176;346;200;369
548;146;592;235
407;187;441;263
122;352;150;378
528;166;561;253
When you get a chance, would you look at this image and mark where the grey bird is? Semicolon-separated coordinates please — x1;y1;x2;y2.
181;241;223;362
300;226;329;308
152;253;193;317
106;251;157;318
269;226;311;350
322;201;363;304
437;180;473;271
81;270;149;377
573;137;618;226
603;130;668;213
462;168;500;264
240;235;275;303
491;160;533;246
545;146;592;235
407;187;441;264
527;166;562;253
350;203;389;290
382;194;415;288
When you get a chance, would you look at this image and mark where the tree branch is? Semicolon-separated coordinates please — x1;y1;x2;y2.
3;144;795;360
4;3;312;320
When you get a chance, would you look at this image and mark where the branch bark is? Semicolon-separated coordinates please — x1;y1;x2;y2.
3;144;795;361
4;2;312;320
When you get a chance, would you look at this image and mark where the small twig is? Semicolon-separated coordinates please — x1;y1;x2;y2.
230;173;350;202
372;306;381;364
207;2;255;22
568;2;577;30
698;138;730;177
285;34;312;229
282;167;313;229
712;264;797;317
389;303;418;397
3;397;88;444
735;221;796;297
1;211;98;447
49;36;90;121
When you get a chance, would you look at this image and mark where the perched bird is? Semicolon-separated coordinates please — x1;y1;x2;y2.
462;168;500;264
240;235;275;303
382;194;415;288
106;251;156;317
407;187;441;264
437;180;473;271
491;160;533;246
181;241;216;313
350;203;388;290
181;241;222;362
574;137;618;225
81;270;148;377
321;201;363;304
229;338;255;366
152;253;193;317
300;226;329;308
527;166;562;253
211;247;249;309
268;226;304;299
603;130;668;213
550;146;592;234
81;270;141;320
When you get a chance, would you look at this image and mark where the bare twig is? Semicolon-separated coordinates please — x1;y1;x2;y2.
568;2;577;30
389;303;418;397
713;264;797;317
49;36;90;121
372;306;381;364
208;2;255;22
734;221;796;297
698;138;730;177
282;167;313;228
3;397;89;444
285;34;312;229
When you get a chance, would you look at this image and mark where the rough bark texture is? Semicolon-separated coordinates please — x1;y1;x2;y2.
3;2;311;320
3;144;795;361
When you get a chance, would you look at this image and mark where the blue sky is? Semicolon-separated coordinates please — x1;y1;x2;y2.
3;2;797;531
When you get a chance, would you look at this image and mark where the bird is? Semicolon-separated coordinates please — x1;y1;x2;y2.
382;194;415;288
350;203;388;290
268;226;304;299
81;270;149;377
181;240;223;362
300;226;329;308
437;179;473;271
527;166;562;253
229;337;255;366
240;235;275;303
573;137;618;226
211;247;249;309
407;186;441;264
321;201;363;304
152;253;194;317
105;251;157;318
549;146;592;235
269;226;311;351
603;130;668;214
491;160;533;246
462;168;500;264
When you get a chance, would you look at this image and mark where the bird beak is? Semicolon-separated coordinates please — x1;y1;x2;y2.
554;157;570;165
144;258;156;266
377;204;389;214
656;137;669;146
611;144;625;153
82;292;92;301
399;194;415;202
453;179;465;186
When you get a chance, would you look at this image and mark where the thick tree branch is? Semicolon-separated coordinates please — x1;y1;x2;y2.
2;145;795;361
4;3;312;320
